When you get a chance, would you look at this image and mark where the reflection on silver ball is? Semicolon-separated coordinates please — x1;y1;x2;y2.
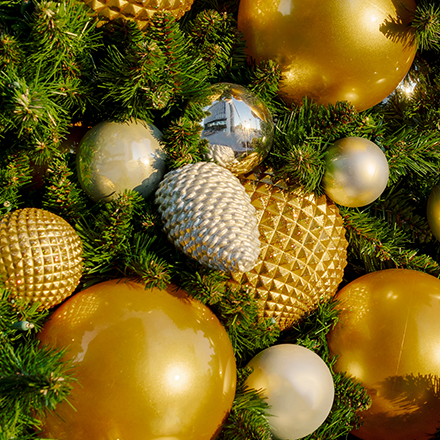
199;83;273;175
323;137;389;208
77;120;166;202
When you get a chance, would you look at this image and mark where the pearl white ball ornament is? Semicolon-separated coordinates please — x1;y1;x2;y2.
245;344;334;440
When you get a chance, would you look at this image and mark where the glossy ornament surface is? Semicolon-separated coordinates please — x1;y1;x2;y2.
427;184;440;241
237;0;417;111
323;137;389;207
0;208;83;309
231;168;347;330
39;279;236;440
246;344;334;440
327;269;440;440
198;83;273;175
77;120;166;202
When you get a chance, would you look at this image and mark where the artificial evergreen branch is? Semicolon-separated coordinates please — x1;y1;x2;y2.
412;0;440;51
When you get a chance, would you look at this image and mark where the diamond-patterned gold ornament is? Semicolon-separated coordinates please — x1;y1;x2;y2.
230;169;348;331
83;0;195;30
0;208;83;310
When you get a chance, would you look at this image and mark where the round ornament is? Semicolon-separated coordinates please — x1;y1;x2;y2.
245;344;334;440
155;162;260;273
230;168;348;330
38;279;236;440
427;184;440;241
196;83;273;175
327;269;440;440
237;0;417;111
322;137;389;208
0;208;83;310
77;120;166;203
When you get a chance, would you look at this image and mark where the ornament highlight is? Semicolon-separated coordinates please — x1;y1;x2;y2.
237;0;417;111
231;169;348;330
155;162;260;273
0;208;83;309
327;269;440;440
323;137;389;207
77;120;166;203
39;279;236;440
246;344;334;440
427;184;440;241
197;83;273;175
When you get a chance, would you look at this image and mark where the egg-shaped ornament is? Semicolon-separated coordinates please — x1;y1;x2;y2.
237;0;417;111
427;184;440;241
323;137;389;208
197;83;274;175
38;279;236;440
245;344;334;440
77;120;166;203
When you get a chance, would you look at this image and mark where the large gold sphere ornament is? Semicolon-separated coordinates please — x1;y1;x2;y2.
322;137;389;208
231;169;348;330
327;269;440;440
237;0;418;111
427;184;440;241
0;208;83;310
38;279;237;440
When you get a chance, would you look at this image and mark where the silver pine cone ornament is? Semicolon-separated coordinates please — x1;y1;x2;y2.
155;162;260;273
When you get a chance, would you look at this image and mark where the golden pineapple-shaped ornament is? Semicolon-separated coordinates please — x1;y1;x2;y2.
230;169;348;330
0;208;83;310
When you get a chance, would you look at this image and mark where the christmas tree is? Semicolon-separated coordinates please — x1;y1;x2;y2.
1;0;440;439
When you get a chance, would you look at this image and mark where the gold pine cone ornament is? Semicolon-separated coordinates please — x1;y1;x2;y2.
0;208;83;309
231;169;348;330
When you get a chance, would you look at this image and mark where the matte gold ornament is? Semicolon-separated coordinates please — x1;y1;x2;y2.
77;120;166;203
427;184;440;241
237;0;417;111
245;344;334;440
323;137;389;208
327;269;440;440
83;0;195;30
231;169;348;330
155;162;260;273
0;208;83;309
39;279;236;440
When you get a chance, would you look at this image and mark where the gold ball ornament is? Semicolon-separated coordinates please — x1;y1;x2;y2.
38;279;237;440
0;208;83;310
327;269;440;440
323;137;389;208
427;184;440;241
237;0;417;111
231;169;348;330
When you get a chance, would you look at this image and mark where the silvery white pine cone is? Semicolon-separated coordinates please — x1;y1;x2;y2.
155;162;260;273
205;144;238;169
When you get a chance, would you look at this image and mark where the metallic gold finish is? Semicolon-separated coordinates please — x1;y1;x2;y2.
327;269;440;440
39;279;237;440
245;344;334;440
323;137;389;208
77;120;166;203
427;184;440;241
237;0;417;111
155;162;260;273
198;83;273;175
231;169;348;330
0;208;83;310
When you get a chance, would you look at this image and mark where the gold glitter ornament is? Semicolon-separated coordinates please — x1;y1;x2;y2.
231;169;348;330
0;208;83;310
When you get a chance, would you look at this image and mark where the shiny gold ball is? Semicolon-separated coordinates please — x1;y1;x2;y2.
230;169;348;330
38;279;237;440
0;208;83;309
237;0;417;111
327;269;440;440
427;184;440;241
323;137;389;208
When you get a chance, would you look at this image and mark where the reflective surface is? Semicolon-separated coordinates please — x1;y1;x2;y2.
323;137;389;207
77;120;166;202
237;0;417;111
427;184;440;241
246;344;334;440
327;269;440;440
39;279;236;440
200;83;273;175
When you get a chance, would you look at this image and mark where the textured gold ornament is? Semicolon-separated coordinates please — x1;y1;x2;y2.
83;0;195;30
427;184;440;242
0;208;83;309
231;169;348;330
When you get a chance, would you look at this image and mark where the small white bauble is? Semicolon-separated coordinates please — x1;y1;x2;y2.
245;344;334;440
